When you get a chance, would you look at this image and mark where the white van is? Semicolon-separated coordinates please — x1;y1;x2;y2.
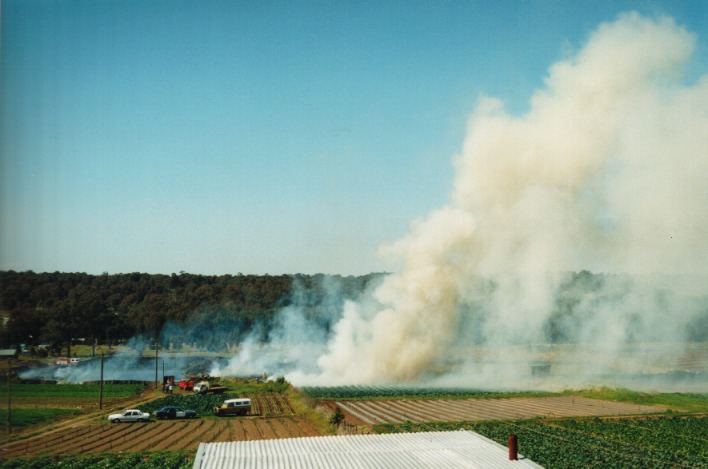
213;398;252;416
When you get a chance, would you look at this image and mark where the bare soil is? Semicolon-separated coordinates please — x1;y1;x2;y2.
0;391;318;459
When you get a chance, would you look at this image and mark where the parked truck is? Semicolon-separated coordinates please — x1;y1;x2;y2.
178;378;194;391
213;398;252;416
193;381;228;394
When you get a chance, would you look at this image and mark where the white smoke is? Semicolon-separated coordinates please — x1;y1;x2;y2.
19;336;181;382
219;12;708;390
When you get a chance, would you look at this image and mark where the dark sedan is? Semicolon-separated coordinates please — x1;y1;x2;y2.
154;406;198;419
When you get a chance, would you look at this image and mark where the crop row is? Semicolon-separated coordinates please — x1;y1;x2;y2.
0;451;192;469
138;393;292;417
0;384;145;398
139;394;231;415
553;416;708;458
0;417;320;459
376;416;708;468
301;386;510;400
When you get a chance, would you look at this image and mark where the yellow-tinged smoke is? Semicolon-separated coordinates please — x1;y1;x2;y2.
309;12;708;385
211;13;707;389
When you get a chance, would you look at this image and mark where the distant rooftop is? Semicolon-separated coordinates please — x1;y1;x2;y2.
0;349;18;358
194;430;542;468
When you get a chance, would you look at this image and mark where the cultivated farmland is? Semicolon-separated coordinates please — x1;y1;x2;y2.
1;382;706;468
0;417;320;458
333;396;670;425
138;392;295;416
0;379;319;461
0;383;146;411
376;416;708;468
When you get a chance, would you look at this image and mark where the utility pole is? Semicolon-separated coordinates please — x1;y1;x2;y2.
154;341;159;389
99;352;104;410
6;359;12;434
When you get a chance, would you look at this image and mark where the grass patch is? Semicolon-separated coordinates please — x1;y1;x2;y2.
217;377;290;394
569;387;708;412
288;387;338;435
0;408;81;428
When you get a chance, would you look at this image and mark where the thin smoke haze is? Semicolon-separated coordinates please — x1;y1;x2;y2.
215;13;707;390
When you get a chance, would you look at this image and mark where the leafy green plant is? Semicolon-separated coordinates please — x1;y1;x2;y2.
329;407;345;426
0;451;194;469
138;393;232;415
376;415;708;468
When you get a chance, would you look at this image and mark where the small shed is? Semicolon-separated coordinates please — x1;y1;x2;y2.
194;430;542;468
0;349;18;360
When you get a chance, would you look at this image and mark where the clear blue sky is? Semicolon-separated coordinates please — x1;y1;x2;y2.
2;0;706;275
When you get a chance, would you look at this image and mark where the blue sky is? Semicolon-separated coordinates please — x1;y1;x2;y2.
2;0;706;276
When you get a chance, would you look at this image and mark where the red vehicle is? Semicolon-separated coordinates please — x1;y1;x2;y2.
53;357;78;366
178;378;194;391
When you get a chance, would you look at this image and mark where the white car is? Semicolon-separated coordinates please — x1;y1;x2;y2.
107;409;151;423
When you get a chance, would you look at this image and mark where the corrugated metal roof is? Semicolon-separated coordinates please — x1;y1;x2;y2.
194;430;543;469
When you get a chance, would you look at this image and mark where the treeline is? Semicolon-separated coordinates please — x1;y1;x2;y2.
0;271;382;352
2;270;706;353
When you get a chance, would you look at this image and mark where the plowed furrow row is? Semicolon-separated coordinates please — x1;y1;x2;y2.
179;419;216;450
197;420;226;445
105;422;157;452
337;396;673;424
229;420;247;441
292;416;319;437
267;419;290;438
241;419;264;440
279;417;308;437
150;420;206;451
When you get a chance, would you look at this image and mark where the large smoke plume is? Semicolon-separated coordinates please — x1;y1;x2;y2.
221;12;707;390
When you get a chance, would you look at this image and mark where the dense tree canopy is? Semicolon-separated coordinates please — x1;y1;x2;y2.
0;271;381;351
1;270;705;352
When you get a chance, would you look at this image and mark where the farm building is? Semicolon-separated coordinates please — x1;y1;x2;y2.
193;430;542;468
0;349;18;360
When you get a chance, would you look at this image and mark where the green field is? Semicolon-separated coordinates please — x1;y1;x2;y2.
0;408;82;429
0;383;146;431
0;383;146;398
300;385;553;400
572;388;708;413
301;385;708;412
375;415;708;468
